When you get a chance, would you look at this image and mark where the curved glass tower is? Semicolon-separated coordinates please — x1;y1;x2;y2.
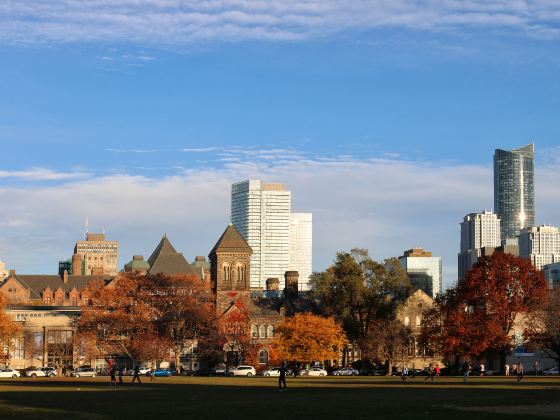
494;144;535;242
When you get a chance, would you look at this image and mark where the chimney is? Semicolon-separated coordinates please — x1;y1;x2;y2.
284;271;299;298
266;278;279;292
63;270;68;284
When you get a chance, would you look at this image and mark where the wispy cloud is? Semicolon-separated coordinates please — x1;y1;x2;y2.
0;168;90;181
1;1;560;46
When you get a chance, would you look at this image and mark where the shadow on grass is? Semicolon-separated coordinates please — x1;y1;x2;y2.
0;377;559;420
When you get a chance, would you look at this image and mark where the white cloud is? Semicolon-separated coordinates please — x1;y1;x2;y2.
0;168;90;181
1;1;560;45
0;153;558;289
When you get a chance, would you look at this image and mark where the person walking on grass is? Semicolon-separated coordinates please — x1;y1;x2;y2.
118;366;124;384
462;361;470;384
424;364;434;382
517;362;524;382
534;361;539;376
435;364;440;378
279;362;288;392
401;366;408;383
132;365;142;384
505;363;510;376
110;367;117;385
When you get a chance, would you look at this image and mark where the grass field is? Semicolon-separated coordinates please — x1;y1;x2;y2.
1;375;559;419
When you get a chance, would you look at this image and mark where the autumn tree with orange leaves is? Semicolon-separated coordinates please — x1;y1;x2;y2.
0;293;22;366
420;253;547;369
272;313;347;364
78;272;219;369
218;298;257;366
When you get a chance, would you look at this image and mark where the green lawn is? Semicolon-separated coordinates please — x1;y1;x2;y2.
1;375;559;419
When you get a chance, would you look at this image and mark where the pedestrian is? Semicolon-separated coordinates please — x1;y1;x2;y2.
505;363;510;376
534;361;539;376
517;362;524;382
132;365;142;384
118;366;123;384
279;362;288;392
401;366;408;383
512;363;517;376
110;366;117;385
424;364;434;382
435;364;440;378
480;363;485;377
462;361;470;384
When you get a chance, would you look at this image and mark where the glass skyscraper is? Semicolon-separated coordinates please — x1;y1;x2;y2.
494;144;535;242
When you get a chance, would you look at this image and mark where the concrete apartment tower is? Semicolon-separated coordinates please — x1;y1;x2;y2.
74;233;118;275
231;180;312;291
494;144;535;243
398;248;442;298
458;211;502;280
519;225;560;270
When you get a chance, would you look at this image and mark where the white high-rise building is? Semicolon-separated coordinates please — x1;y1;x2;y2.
289;213;312;290
519;225;560;270
398;248;442;298
231;180;312;291
458;211;501;280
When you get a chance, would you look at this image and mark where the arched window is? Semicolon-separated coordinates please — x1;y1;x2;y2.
415;316;421;327
404;316;410;326
259;325;267;339
251;325;258;338
267;325;274;338
236;263;246;289
258;350;268;364
222;263;232;288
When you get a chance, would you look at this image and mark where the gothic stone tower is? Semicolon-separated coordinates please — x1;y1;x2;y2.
209;225;253;314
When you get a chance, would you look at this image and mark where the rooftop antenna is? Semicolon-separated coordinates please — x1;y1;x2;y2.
84;216;89;239
102;225;106;235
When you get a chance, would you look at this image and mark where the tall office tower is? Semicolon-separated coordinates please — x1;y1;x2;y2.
494;144;535;242
73;233;118;275
289;213;312;291
398;248;442;298
519;225;560;270
231;180;291;289
458;211;502;280
231;180;313;290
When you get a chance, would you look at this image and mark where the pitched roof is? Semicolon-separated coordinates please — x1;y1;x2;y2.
147;236;196;276
8;274;113;299
210;225;252;255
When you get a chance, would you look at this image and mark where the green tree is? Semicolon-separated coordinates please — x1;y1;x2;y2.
310;249;411;366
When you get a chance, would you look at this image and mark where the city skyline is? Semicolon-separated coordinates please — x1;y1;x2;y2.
1;3;560;289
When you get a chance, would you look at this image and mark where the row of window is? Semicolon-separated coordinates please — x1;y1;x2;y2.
403;316;421;327
251;324;274;339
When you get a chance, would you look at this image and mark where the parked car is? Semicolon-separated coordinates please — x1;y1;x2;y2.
0;368;20;378
332;367;359;376
153;368;173;377
300;367;327;376
26;367;57;378
228;366;256;377
263;367;285;377
211;365;227;376
138;367;151;375
72;367;97;378
543;367;559;375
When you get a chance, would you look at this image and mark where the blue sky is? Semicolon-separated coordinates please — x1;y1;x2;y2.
0;1;559;287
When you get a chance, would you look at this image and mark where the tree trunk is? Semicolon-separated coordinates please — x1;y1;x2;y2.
386;360;392;376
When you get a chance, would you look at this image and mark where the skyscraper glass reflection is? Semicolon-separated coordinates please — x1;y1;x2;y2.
494;144;535;242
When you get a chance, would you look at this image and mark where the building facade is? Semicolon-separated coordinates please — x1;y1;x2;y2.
458;211;501;280
542;262;560;288
74;233;118;275
519;225;560;270
494;144;535;242
289;213;312;290
231;180;312;291
398;248;442;298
